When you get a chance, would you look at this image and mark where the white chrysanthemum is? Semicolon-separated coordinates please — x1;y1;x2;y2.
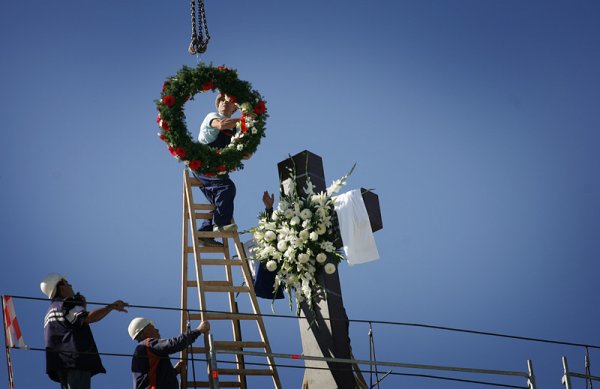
324;263;336;274
290;216;301;226
284;209;294;219
277;240;287;252
264;231;276;242
316;224;327;235
300;209;312;220
316;253;327;263
266;260;278;272
309;231;319;241
298;253;310;263
299;230;309;240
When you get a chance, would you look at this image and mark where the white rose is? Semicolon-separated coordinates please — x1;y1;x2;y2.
266;260;278;272
277;240;287;252
290;216;301;226
298;253;310;263
300;209;312;220
316;253;327;263
284;209;295;219
299;230;309;240
316;224;327;235
324;263;336;274
264;231;276;242
309;232;319;241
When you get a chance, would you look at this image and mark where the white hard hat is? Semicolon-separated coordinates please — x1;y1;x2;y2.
128;317;152;341
40;273;66;298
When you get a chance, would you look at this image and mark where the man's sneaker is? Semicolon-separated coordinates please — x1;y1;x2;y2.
198;238;224;247
213;223;238;232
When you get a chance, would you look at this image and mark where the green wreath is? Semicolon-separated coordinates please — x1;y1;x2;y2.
155;63;267;176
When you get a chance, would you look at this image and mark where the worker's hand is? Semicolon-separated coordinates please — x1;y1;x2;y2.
174;360;186;375
262;191;274;209
198;321;210;333
109;300;129;313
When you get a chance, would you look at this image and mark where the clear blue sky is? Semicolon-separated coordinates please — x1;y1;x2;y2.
1;1;599;388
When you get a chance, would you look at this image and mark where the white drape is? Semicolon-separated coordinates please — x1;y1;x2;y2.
333;189;379;266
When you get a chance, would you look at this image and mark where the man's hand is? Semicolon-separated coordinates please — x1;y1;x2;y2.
109;300;129;313
198;321;210;333
262;191;275;209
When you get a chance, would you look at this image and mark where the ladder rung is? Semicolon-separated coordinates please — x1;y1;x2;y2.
218;368;274;376
186;381;241;388
198;259;243;266
192;203;215;211
187;246;226;254
188;177;205;187
189;313;259;321
204;285;250;293
189;346;207;354
197;230;236;238
193;212;213;220
214;340;266;350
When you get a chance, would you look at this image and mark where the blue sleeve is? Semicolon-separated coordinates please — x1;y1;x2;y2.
146;330;202;356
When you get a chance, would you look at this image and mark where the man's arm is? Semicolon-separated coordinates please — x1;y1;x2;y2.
210;117;240;131
148;322;210;356
84;300;128;324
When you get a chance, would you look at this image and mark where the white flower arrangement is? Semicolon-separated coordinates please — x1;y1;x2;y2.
251;164;355;313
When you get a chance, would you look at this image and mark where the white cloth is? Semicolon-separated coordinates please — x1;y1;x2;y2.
333;189;379;265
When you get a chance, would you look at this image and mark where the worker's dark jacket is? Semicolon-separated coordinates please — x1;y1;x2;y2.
131;330;202;389
44;297;106;382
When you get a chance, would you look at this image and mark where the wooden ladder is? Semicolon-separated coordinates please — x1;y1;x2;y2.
179;170;282;389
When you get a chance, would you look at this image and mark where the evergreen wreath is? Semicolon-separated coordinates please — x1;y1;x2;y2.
155;63;267;176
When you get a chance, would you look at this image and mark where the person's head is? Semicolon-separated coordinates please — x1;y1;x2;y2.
215;94;238;117
128;318;160;342
40;273;74;299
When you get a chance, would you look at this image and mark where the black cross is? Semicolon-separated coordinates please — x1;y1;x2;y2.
277;150;383;388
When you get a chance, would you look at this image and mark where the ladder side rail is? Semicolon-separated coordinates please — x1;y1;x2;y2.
180;175;191;389
231;233;282;388
221;238;247;389
562;356;572;389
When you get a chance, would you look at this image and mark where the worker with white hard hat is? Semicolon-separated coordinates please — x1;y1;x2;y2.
129;317;210;389
40;273;129;388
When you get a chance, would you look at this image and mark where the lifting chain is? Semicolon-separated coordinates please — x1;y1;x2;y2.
189;0;210;55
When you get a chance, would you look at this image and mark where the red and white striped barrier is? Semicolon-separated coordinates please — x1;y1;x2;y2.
3;296;26;348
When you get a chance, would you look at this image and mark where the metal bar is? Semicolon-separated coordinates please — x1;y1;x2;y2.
527;360;536;389
215;349;530;378
563;356;573;389
568;372;600;382
208;333;220;389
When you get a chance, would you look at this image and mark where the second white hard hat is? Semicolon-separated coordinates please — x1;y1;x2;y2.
128;317;152;341
40;273;66;299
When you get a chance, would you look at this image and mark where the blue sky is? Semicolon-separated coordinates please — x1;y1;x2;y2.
1;1;599;388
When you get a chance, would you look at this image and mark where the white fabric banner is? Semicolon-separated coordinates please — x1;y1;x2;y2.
333;189;379;266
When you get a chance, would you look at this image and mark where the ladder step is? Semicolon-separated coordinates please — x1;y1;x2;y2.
192;203;216;211
218;368;274;376
198;259;243;266
214;340;267;350
189;346;207;354
193;212;213;220
197;230;236;238
187;246;226;254
189;313;259;321
186;381;242;388
204;285;250;293
188;177;205;187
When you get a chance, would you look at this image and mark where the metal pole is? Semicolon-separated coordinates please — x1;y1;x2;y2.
562;356;572;389
208;333;220;389
2;296;16;389
527;359;536;389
